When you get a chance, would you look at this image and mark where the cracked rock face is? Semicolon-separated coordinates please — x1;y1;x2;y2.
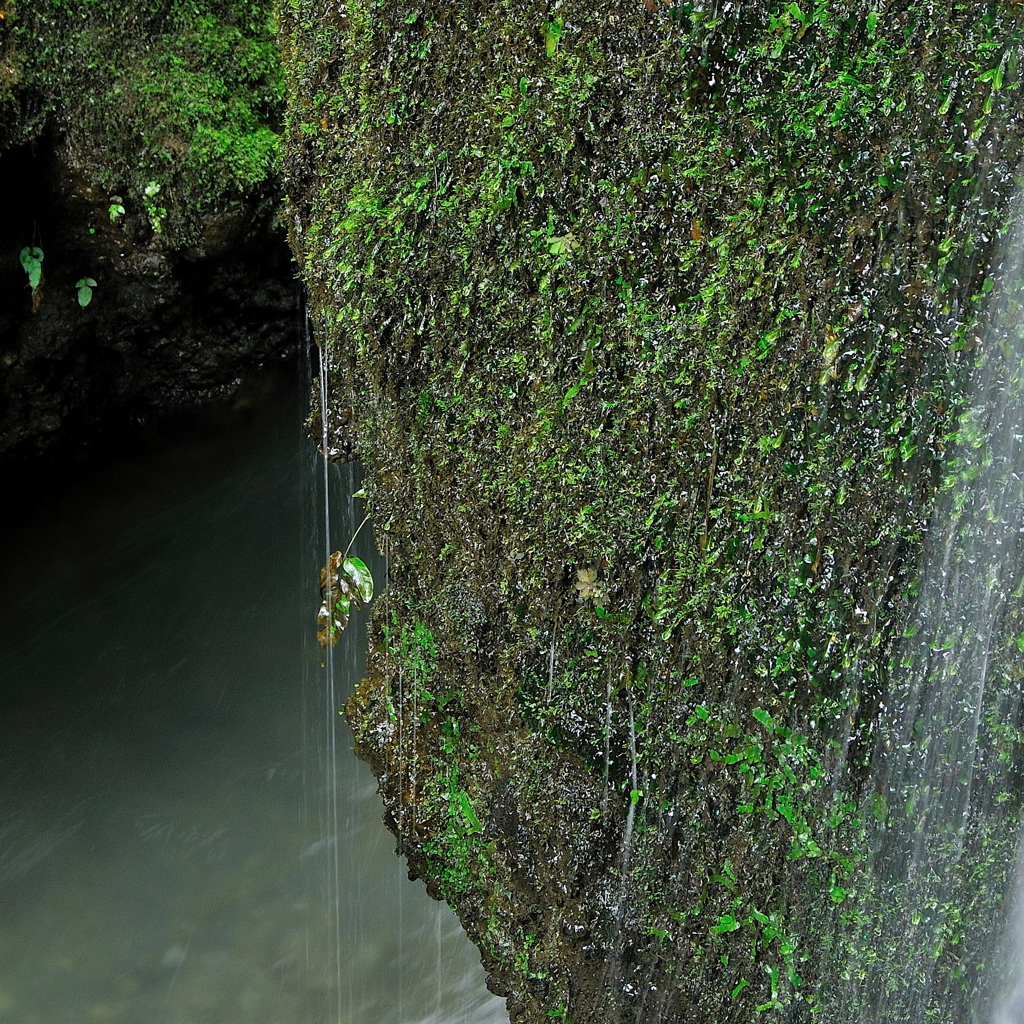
0;135;297;466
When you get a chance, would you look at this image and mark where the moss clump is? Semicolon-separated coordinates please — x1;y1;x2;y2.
2;0;284;243
284;2;1024;1021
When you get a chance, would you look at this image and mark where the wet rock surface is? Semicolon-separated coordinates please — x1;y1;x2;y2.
283;3;1024;1022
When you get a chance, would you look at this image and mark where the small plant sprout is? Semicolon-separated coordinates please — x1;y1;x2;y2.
575;565;606;607
108;198;125;222
76;277;97;307
548;230;579;255
317;514;374;653
19;246;43;290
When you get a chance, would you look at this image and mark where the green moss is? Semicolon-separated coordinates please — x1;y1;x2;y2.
2;0;283;241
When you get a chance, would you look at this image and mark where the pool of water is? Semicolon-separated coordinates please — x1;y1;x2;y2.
0;367;507;1024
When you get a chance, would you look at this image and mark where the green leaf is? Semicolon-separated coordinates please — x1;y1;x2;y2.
342;556;374;604
19;246;42;270
979;61;1005;89
560;380;582;410
713;914;741;934
456;790;482;833
548;231;579;255
543;18;563;58
752;707;775;730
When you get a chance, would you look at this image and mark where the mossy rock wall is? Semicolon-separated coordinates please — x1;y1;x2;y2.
282;3;1024;1021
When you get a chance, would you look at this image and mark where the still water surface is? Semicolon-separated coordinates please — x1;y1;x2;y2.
0;371;506;1024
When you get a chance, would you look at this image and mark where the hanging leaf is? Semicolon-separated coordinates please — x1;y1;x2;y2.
19;246;43;290
317;549;374;652
320;550;343;593
543;18;563;58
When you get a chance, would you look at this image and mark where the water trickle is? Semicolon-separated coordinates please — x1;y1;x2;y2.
621;677;640;880
546;629;557;705
990;837;1024;1024
603;663;613;814
315;335;346;1024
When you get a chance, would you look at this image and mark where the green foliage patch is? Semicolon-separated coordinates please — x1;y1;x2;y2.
3;0;284;241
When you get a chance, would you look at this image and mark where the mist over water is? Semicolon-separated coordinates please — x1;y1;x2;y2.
0;368;505;1023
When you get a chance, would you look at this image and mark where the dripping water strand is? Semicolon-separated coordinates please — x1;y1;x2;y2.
599;664;642;1017
622;678;639;879
344;477;360;1021
602;663;613;815
299;322;314;1017
317;338;345;1022
546;628;557;705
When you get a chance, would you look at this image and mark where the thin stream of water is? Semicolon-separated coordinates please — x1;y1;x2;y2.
316;340;345;1020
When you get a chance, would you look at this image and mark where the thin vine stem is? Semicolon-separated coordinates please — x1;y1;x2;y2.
343;514;370;559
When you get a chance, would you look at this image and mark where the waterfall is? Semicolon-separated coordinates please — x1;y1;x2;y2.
845;188;1024;1022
